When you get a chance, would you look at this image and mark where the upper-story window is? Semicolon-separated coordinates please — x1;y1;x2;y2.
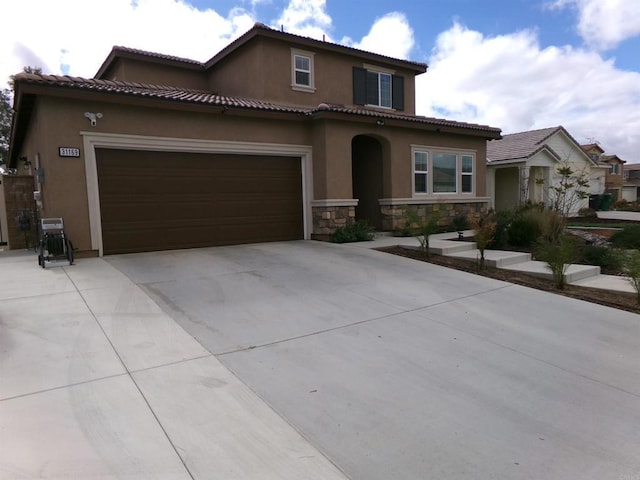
611;163;620;174
353;65;404;110
291;49;315;93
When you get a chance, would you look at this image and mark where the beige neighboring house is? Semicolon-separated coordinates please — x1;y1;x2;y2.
581;143;628;202
623;163;640;202
7;22;501;256
487;126;604;214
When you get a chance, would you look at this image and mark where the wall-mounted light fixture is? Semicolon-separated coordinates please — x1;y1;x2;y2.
376;119;385;127
84;111;103;127
19;156;31;170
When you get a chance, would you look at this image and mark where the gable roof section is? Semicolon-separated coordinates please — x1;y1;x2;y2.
487;126;593;165
581;143;604;154
95;23;428;79
96;46;204;78
204;23;427;74
601;154;626;165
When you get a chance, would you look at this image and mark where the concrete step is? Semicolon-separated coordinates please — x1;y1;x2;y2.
447;249;531;268
500;260;601;283
429;240;477;255
570;274;636;294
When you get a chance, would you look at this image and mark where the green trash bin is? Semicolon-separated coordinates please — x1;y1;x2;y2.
600;193;613;211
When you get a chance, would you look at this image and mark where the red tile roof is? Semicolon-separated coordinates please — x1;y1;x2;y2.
205;22;427;73
13;73;500;135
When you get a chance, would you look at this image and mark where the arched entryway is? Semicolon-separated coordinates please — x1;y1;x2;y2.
352;135;384;229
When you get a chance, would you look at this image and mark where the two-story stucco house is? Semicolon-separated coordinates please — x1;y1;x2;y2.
8;23;501;256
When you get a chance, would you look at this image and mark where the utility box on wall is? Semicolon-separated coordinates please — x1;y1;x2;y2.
0;175;37;249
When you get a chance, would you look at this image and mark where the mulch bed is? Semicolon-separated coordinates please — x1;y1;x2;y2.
376;246;640;315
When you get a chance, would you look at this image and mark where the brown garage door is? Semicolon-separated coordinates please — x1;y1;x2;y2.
96;149;303;254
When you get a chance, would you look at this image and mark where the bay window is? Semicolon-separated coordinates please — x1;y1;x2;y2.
412;148;475;195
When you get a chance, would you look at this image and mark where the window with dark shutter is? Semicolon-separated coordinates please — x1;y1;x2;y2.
353;67;405;110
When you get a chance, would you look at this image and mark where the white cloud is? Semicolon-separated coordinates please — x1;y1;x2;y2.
274;0;333;40
0;0;255;86
547;0;640;50
347;12;414;60
417;22;640;161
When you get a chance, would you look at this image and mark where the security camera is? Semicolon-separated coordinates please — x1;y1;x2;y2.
84;111;103;127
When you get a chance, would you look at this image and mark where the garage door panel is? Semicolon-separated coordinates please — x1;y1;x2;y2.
96;149;303;254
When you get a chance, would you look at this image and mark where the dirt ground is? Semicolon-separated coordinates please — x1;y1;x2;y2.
377;246;640;315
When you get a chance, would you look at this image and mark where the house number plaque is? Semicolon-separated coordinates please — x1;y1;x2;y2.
59;147;80;157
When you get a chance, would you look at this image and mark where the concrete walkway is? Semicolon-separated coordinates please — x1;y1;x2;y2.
361;231;636;295
0;250;350;480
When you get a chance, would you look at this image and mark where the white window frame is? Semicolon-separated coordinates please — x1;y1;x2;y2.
411;146;476;196
363;63;394;110
461;154;474;193
414;151;429;193
291;49;315;93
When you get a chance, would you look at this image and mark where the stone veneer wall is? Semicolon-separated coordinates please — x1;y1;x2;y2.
381;202;489;232
312;205;356;237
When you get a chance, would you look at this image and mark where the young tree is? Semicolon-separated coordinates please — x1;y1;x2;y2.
0;88;11;166
547;161;590;216
472;212;496;271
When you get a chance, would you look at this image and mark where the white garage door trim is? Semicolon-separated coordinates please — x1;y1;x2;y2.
82;132;313;256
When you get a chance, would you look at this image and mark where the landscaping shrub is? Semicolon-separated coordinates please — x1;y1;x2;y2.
507;214;542;247
488;210;512;249
472;212;496;270
331;220;375;243
452;214;469;233
582;245;623;273
609;225;640;249
577;207;597;218
620;250;640;304
537;234;576;289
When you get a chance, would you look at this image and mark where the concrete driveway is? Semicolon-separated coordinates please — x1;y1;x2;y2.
2;241;639;479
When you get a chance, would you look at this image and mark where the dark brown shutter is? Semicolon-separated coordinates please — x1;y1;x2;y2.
366;71;379;105
353;67;367;105
392;75;404;110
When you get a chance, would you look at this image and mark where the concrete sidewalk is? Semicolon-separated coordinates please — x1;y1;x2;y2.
0;251;349;479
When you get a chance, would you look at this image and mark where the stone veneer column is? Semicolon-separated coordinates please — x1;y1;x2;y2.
310;199;358;240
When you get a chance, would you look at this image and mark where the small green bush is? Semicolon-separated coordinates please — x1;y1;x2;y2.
452;214;469;232
507;216;541;247
620;250;640;304
331;220;375;243
537;234;576;289
488;210;512;249
582;245;623;273
610;225;640;249
577;207;597;218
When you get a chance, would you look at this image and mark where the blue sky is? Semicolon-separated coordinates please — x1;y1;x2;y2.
2;0;639;161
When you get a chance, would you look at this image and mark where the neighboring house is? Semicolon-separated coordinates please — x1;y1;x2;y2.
486;126;604;215
7;22;501;256
623;163;640;202
581;144;627;201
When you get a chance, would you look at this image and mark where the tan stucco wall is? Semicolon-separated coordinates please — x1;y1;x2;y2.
495;167;519;212
104;58;208;90
208;36;418;114
14;90;492;254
